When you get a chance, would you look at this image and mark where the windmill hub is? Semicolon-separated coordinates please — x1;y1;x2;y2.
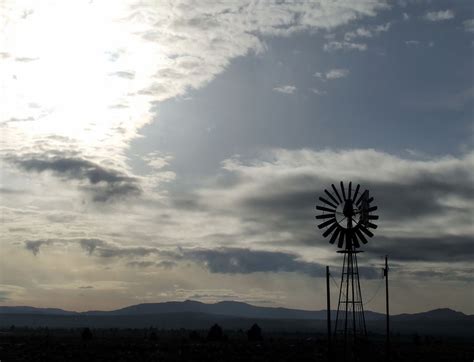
343;199;354;217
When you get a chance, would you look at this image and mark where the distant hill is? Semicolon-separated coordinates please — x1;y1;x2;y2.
391;308;469;321
0;301;472;336
0;306;77;315
0;300;383;320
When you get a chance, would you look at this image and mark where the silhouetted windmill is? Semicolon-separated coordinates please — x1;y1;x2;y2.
316;181;379;359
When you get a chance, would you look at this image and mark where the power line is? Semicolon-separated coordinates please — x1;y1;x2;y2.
363;278;384;307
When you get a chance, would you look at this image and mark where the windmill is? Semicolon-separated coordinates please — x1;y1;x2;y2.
315;181;379;358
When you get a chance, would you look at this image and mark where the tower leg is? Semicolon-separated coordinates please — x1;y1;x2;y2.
385;255;390;362
326;266;332;362
334;249;367;361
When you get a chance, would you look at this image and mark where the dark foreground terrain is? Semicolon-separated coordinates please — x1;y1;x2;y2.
0;327;472;362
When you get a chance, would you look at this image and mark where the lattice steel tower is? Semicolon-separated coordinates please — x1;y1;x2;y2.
316;181;379;359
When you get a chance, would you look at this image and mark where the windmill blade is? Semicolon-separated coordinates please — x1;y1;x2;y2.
337;229;346;248
318;218;336;229
352;184;360;202
340;181;346;201
348;182;352;200
367;206;378;213
355;229;368;244
324;189;340;206
319;197;337;209
359;225;374;238
368;215;379;220
358;196;374;206
367;222;378;229
356;189;368;205
316;213;335;220
323;222;338;237
316;206;335;213
331;184;343;203
329;228;341;244
352;232;360;249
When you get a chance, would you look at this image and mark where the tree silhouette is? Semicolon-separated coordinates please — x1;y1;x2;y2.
149;330;158;342
81;327;93;341
207;323;223;341
247;323;263;341
189;330;200;341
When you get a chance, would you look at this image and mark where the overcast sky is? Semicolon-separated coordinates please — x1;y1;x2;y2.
1;0;473;314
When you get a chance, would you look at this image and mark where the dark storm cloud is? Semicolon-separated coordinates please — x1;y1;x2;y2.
184;247;325;277
364;176;473;221
238;171;473;225
368;235;474;262
24;239;55;255
8;155;141;201
404;269;474;282
79;238;107;255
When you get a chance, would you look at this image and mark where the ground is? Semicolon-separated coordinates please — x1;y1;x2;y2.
0;328;472;362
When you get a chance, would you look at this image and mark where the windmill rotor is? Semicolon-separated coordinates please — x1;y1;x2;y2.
315;181;379;250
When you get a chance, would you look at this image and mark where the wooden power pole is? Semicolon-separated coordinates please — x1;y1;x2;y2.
384;255;390;361
326;265;331;362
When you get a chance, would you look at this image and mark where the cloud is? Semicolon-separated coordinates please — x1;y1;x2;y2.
325;68;350;79
1;0;389;213
127;260;177;269
374;23;391;33
405;40;420;46
368;235;474;263
423;10;454;22
184;247;326;277
344;27;372;41
25;238;109;256
310;88;327;96
463;19;474;33
1;0;388;175
15;57;39;62
194;149;473;266
273;85;297;94
323;41;367;52
25;239;54;255
110;71;135;79
343;22;390;42
79;239;107;255
7;154;141;202
95;246;160;258
182;247;378;278
24;238;172;266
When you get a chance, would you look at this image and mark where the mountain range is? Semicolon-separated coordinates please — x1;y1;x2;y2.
0;300;472;335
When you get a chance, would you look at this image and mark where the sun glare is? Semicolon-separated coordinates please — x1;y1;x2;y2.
1;0;161;160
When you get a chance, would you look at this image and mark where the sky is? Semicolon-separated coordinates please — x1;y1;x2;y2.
0;0;473;314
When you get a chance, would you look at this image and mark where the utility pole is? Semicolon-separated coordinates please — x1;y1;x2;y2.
384;255;390;362
326;265;332;362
